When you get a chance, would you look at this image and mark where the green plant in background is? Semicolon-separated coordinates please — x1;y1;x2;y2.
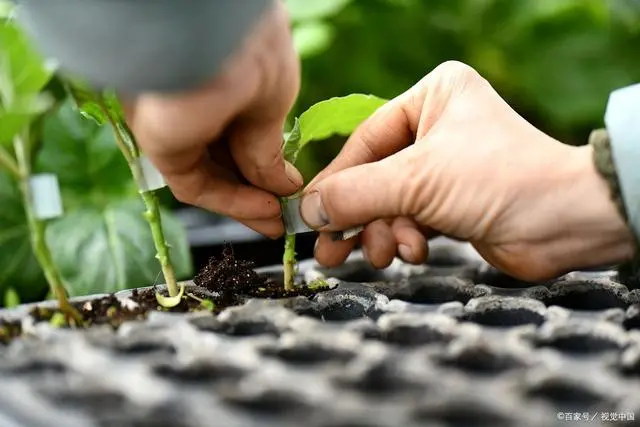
0;16;82;322
280;94;386;290
0;8;193;309
286;0;353;59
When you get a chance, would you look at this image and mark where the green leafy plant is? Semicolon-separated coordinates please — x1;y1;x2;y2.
0;16;82;322
280;93;386;290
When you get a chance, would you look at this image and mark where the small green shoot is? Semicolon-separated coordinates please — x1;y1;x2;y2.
186;292;216;312
3;287;20;308
306;279;332;290
155;282;185;308
49;311;67;328
280;94;387;290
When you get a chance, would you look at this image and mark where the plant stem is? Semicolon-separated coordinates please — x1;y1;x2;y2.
0;146;20;178
283;233;296;291
99;101;179;297
13;133;82;324
141;190;178;296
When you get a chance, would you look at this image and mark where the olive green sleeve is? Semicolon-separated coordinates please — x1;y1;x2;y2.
14;0;273;94
589;128;640;279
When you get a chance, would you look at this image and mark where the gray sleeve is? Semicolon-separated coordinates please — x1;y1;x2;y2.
14;0;273;94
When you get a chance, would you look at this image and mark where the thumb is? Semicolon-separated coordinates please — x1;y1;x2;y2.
299;149;415;231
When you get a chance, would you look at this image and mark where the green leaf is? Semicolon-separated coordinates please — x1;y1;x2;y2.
65;80;106;125
0;170;47;302
0;92;53;145
283;94;386;164
35;99;135;208
0;19;55;99
286;0;352;22
46;199;193;297
282;117;301;163
293;21;334;58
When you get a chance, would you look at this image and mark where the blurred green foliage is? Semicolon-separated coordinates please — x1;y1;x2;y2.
286;0;640;181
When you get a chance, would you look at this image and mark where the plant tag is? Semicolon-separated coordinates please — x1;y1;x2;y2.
29;174;63;219
281;195;363;241
136;155;167;192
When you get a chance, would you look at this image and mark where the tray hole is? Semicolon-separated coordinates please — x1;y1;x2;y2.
153;362;246;384
526;379;609;410
218;320;281;337
262;345;356;365
114;340;176;356
414;400;513;427
545;287;627;311
380;325;452;346
436;348;527;374
536;334;621;355
221;388;313;416
335;360;425;394
0;360;67;375
464;308;544;327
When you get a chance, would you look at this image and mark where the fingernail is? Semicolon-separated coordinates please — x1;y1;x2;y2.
398;244;413;262
362;245;370;263
285;161;304;188
300;191;329;229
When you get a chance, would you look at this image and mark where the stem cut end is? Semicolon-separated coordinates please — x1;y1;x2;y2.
155;282;185;308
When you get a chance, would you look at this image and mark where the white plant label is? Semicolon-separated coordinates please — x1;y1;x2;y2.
137;155;167;192
29;174;63;219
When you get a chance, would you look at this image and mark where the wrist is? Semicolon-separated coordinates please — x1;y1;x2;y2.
555;144;636;270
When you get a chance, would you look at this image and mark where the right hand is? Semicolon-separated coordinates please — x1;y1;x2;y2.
300;61;636;281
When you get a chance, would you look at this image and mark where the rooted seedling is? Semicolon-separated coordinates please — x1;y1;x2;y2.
65;85;181;308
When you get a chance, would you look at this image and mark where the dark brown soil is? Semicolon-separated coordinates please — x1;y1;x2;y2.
0;245;328;345
194;245;320;302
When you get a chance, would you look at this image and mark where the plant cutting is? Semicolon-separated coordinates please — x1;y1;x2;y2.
0;16;83;323
279;93;387;290
64;85;185;308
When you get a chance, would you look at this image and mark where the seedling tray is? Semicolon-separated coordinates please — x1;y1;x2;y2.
0;238;639;427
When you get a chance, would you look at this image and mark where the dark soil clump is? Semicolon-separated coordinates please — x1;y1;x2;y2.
194;245;321;303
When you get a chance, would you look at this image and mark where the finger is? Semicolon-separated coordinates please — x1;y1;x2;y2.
228;117;303;197
313;231;357;268
308;92;419;187
360;219;396;269
237;217;284;240
390;217;428;264
164;158;282;221
300;146;418;231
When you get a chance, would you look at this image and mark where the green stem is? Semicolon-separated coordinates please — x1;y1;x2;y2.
283;233;296;291
141;190;178;296
98;100;179;297
0;146;20;178
13;133;82;324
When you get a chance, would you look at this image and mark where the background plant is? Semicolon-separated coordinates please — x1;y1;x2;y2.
286;0;640;181
0;6;192;307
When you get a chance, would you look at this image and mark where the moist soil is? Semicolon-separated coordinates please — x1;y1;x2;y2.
0;246;327;345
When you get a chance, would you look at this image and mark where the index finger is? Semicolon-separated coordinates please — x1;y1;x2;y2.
307;88;419;188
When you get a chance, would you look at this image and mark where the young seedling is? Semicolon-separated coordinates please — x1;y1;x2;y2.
280;94;387;290
65;85;184;308
0;16;83;323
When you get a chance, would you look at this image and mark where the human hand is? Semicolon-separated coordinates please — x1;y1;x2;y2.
300;61;636;281
123;0;302;238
